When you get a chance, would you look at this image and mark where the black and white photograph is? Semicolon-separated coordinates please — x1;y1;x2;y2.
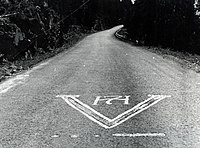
0;0;200;147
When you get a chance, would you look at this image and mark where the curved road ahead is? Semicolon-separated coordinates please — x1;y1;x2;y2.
1;26;200;148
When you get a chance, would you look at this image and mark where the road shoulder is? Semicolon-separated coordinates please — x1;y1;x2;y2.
115;27;200;73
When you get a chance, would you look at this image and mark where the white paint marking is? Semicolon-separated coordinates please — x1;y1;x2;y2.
113;133;166;137
39;62;49;66
94;135;100;137
71;135;79;138
57;95;112;129
93;95;130;105
0;73;30;94
51;134;60;138
0;62;49;94
56;95;171;129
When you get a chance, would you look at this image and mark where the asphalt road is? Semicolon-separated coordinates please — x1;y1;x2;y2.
1;26;200;148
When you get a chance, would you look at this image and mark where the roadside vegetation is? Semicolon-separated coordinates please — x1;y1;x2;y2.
0;0;122;82
120;0;200;72
2;0;200;82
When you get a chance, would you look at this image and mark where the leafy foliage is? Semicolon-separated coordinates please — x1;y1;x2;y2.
0;0;123;61
0;0;63;61
122;0;199;53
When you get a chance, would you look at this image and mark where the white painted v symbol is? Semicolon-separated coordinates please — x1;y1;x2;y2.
56;95;171;129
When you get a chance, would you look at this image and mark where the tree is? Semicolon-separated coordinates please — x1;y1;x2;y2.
123;0;196;51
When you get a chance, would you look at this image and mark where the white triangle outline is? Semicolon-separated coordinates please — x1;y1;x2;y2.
56;95;171;129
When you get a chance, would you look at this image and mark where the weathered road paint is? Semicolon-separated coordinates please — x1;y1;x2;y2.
113;133;166;137
56;95;171;129
0;62;49;94
93;95;130;105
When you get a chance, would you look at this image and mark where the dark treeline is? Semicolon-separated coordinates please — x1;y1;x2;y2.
121;0;200;53
0;0;122;61
42;0;123;31
2;0;200;61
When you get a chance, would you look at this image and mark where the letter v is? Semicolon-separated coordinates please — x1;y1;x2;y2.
56;95;171;129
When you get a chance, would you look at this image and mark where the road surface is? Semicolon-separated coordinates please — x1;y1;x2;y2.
1;26;200;148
